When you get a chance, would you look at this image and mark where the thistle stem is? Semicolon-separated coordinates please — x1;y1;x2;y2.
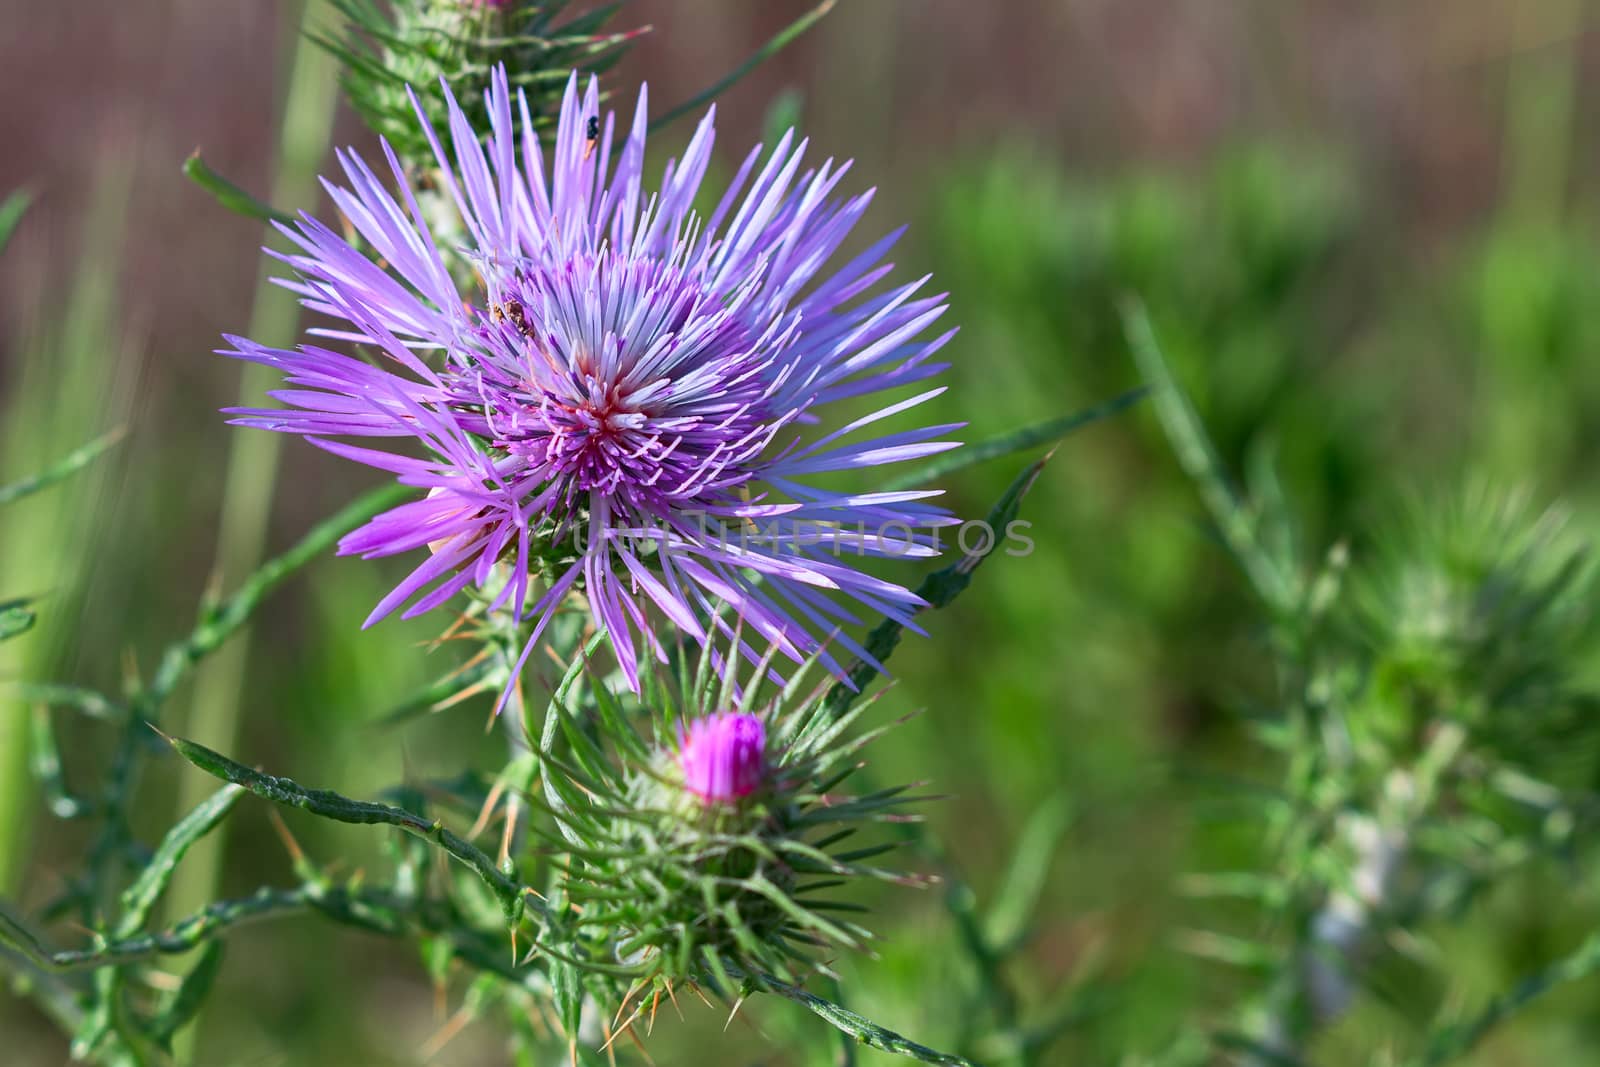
1259;721;1467;1062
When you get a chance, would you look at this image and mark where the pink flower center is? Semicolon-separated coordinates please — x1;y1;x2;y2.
460;251;776;521
678;713;766;803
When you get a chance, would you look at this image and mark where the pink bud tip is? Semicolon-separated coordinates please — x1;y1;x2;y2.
677;713;766;804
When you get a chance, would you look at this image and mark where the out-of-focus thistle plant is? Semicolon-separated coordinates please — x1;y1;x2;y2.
316;0;643;173
1260;487;1600;1051
537;634;932;1007
1128;303;1600;1067
1353;486;1594;768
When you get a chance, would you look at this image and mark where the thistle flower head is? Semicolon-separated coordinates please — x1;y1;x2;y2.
224;67;960;694
678;712;766;804
537;637;927;997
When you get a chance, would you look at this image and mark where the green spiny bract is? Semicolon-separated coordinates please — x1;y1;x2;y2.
533;635;930;1008
318;0;640;171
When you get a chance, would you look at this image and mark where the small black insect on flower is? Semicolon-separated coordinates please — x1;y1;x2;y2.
583;114;601;161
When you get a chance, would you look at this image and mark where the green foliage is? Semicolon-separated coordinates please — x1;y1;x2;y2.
0;451;1068;1065
0;485;406;1063
0;601;35;643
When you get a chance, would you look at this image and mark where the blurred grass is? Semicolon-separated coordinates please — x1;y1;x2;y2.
0;173;143;895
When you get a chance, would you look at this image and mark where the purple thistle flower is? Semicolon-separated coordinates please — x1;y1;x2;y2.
222;67;960;693
677;712;766;804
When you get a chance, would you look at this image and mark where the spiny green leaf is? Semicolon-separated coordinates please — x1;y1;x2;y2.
751;971;979;1067
119;783;245;934
648;0;838;133
551;956;584;1039
0;189;29;252
182;151;294;225
883;386;1148;492
0;601;34;642
824;452;1053;721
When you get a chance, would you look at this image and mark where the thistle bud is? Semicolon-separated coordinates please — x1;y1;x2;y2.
678;713;766;804
537;639;928;1004
1354;483;1595;762
321;1;641;172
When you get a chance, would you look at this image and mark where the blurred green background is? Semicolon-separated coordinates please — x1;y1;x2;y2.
5;0;1600;1063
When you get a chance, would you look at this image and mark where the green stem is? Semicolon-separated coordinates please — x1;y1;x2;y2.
1255;722;1467;1063
822;453;1052;720
1413;925;1600;1066
0;431;124;508
1499;0;1580;228
4;884;536;991
1122;299;1294;614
